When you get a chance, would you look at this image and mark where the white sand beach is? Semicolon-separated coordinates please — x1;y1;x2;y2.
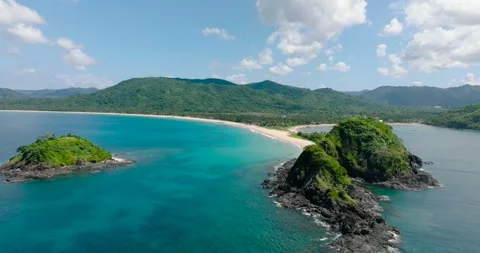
0;110;314;150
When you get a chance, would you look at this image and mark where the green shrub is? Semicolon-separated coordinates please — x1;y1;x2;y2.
8;134;112;168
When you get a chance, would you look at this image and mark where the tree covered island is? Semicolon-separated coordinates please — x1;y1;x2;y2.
0;134;131;183
263;117;439;253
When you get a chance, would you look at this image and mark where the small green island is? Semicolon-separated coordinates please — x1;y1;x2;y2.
0;134;131;183
263;117;439;252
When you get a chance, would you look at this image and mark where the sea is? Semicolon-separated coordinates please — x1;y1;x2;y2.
0;112;479;253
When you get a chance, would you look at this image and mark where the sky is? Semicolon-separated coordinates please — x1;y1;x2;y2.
1;0;480;91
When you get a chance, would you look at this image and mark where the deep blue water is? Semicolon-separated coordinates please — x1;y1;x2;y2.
1;113;480;252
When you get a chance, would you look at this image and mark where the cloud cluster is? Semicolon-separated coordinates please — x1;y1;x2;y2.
376;44;387;57
463;73;480;86
238;48;275;72
257;0;367;61
0;0;47;45
377;53;407;78
387;0;480;73
317;62;351;72
1;0;96;71
269;63;293;76
382;18;403;36
56;37;96;70
202;27;235;40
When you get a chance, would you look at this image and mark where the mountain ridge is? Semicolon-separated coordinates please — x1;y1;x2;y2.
348;85;480;108
0;77;440;126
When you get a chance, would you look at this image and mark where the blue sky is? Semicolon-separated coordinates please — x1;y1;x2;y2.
1;0;479;91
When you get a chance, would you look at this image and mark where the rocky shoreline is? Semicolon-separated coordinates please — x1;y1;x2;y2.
262;159;439;253
0;158;133;183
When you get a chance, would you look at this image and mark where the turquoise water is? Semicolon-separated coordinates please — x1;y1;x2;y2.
1;113;480;253
302;125;480;253
0;112;329;253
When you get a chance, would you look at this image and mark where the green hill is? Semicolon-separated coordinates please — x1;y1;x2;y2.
350;85;480;108
287;117;425;205
7;134;112;168
425;104;480;130
0;88;28;99
298;117;416;182
16;87;98;98
0;77;439;126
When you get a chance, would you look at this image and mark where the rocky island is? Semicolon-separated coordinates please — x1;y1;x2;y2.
262;117;440;252
0;134;131;183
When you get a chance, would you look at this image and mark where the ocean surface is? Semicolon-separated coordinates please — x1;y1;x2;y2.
0;113;479;253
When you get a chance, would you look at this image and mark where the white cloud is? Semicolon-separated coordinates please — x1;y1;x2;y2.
388;54;402;65
325;44;343;56
63;48;96;70
56;37;77;50
377;67;389;76
258;48;273;65
317;63;328;72
405;0;480;28
328;56;334;62
411;81;423;86
239;58;263;71
378;53;408;78
226;73;247;84
286;57;307;67
390;64;408;78
257;0;367;58
201;27;235;40
0;0;45;25
403;26;480;72
55;37;96;70
269;63;293;76
331;61;351;72
463;73;480;85
382;18;403;36
55;73;113;88
318;62;351;72
376;44;387;57
397;0;480;72
7;23;48;44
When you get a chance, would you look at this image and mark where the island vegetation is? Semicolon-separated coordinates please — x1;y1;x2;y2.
0;134;129;182
263;117;439;252
0;77;442;127
425;104;480;130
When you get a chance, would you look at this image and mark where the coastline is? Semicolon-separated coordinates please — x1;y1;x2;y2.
0;110;314;150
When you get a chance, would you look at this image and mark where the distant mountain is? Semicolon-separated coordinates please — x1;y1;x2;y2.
0;88;28;99
426;104;480;130
0;77;439;126
16;87;98;98
349;85;480;108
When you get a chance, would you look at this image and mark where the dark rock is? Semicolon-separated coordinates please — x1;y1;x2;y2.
375;171;440;190
263;159;401;253
0;158;134;183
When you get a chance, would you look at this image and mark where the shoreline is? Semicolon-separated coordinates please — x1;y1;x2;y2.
0;110;314;150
